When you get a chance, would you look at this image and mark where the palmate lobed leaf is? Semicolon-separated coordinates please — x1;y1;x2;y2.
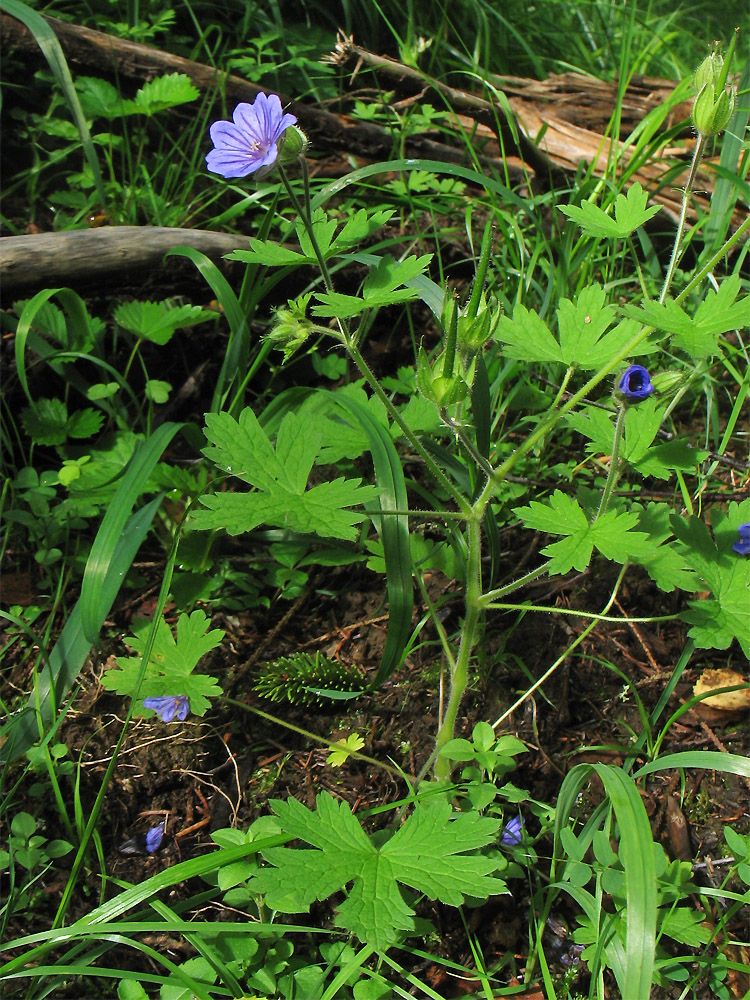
251;791;504;952
494;288;647;370
515;491;654;575
670;500;750;656
625;275;749;359
100;611;224;715
195;408;378;541
558;182;661;238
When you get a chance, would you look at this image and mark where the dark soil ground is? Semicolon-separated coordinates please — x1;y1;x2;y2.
3;524;749;997
1;250;749;998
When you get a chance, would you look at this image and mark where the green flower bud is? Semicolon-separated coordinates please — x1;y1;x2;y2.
691;49;735;137
442;293;500;358
649;369;684;395
693;51;723;93
267;293;314;361
278;126;309;164
416;346;469;406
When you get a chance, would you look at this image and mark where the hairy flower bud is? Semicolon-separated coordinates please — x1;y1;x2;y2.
416;347;469;406
443;294;500;357
267;293;314;361
278;125;309;164
691;49;735;137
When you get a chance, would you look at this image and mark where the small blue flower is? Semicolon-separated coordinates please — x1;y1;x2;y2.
732;522;750;556
206;93;297;178
145;823;165;853
501;815;523;846
143;695;190;722
617;364;654;401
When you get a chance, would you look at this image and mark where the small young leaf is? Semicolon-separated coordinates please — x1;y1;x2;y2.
558;182;661;238
133;73;200;114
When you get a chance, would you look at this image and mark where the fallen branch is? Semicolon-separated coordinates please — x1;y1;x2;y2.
0;226;245;298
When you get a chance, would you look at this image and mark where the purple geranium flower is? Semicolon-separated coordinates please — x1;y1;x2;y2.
206;93;297;178
617;364;654;402
145;822;165;853
501;815;523;846
143;695;190;722
732;522;750;556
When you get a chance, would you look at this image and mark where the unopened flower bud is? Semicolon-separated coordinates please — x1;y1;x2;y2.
691;49;735;137
444;294;500;357
649;369;683;395
267;293;314;361
278;125;309;164
416;346;469;406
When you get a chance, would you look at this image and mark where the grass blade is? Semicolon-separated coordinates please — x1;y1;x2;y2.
79;422;181;643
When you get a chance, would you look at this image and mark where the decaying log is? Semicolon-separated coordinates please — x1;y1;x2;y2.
326;36;727;226
325;36;694;139
0;227;245;298
0;13;523;179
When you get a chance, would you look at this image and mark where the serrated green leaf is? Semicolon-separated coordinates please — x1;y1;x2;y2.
557;285;616;367
633;439;707;480
328;209;394;254
195;408;378;541
493;304;562;363
100;611;223;715
21;398;68;445
133;73;199;114
625;275;749;359
515;492;653;575
628;503;698;593
297;209;339;259
227;241;311;267
312;254;431;318
251;791;503;951
558;182;661;238
622;398;665;464
671;501;750;656
114;300;215;344
76;76;124;120
66;407;105;439
566;405;616;454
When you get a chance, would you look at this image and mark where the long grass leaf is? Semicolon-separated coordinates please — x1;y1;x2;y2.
80;422;181;642
325;391;413;688
164;247;250;411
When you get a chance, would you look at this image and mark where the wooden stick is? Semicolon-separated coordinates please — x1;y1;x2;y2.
0;226;244;297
